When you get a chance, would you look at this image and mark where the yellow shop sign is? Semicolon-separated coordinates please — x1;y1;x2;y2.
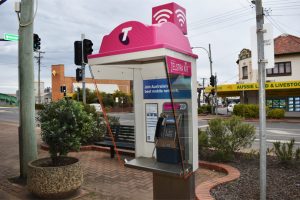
205;80;300;93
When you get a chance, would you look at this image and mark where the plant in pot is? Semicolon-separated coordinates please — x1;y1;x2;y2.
27;99;97;199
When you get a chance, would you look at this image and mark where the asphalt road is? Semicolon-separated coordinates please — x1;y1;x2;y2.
1;107;299;149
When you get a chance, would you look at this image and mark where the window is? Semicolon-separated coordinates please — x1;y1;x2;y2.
266;62;292;77
242;66;248;79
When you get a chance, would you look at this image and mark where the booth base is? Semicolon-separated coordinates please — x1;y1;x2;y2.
125;157;195;200
153;172;195;200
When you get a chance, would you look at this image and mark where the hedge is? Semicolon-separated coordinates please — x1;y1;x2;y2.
268;108;285;119
233;104;260;118
233;104;285;119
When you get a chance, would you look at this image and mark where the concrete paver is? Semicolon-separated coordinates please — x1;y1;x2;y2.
0;121;225;200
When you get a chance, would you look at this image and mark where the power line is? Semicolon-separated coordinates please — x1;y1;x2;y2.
189;17;255;38
189;8;252;29
266;16;300;45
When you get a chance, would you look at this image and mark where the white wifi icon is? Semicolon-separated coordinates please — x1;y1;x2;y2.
153;9;173;24
175;9;186;27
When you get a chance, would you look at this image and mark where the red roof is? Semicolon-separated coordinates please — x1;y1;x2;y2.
274;34;300;55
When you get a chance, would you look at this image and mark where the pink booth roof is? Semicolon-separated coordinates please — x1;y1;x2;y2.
88;21;198;59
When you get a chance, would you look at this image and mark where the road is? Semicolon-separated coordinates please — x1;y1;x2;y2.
1;107;299;149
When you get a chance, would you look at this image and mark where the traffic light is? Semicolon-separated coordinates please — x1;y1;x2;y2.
76;68;83;82
74;41;82;66
83;39;93;63
210;75;215;87
33;33;41;51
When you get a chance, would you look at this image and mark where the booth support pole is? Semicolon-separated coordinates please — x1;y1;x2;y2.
153;173;195;200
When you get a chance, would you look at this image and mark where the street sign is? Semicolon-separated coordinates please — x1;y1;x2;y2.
4;33;19;41
0;0;7;6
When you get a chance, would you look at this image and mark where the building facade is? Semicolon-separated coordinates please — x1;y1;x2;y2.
207;34;300;116
51;64;131;101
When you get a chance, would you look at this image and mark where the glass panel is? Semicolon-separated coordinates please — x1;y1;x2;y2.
242;66;248;77
273;99;280;108
266;99;273;107
266;68;272;75
279;63;285;73
165;56;193;174
279;99;286;108
285;62;291;73
273;65;279;74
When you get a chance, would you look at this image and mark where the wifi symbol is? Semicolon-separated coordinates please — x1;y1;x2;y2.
175;9;186;27
153;9;173;24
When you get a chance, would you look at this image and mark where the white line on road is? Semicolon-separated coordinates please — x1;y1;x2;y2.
255;139;300;144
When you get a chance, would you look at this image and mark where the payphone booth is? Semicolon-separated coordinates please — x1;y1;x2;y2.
88;20;198;199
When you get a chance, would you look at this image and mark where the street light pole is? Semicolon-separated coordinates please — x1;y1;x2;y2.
192;44;213;76
192;44;214;114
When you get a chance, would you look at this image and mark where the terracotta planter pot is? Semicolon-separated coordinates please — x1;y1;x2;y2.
27;157;83;199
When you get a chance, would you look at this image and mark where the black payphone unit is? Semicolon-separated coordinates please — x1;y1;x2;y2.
155;102;188;164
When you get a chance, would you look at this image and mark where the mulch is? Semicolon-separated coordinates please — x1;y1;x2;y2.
207;152;300;200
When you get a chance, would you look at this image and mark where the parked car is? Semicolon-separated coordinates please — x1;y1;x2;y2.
227;103;236;112
89;103;102;112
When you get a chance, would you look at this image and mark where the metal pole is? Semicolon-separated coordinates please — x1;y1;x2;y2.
215;73;218;116
202;78;205;103
38;52;40;104
81;34;86;104
18;0;37;178
209;44;214;114
255;0;267;199
35;51;44;104
208;44;213;76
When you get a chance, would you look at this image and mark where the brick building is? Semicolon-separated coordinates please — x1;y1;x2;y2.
51;64;131;101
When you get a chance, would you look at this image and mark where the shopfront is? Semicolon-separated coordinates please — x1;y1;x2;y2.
205;80;300;116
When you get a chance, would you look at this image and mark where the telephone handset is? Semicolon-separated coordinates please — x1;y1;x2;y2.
155;115;165;140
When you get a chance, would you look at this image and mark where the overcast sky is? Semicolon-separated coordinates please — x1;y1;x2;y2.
0;0;299;94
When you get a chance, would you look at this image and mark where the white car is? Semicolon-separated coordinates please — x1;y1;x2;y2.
89;103;102;112
227;103;236;112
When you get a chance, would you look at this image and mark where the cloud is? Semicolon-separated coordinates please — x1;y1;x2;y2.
0;0;299;94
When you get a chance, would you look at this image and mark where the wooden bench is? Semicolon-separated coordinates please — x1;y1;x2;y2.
94;125;135;158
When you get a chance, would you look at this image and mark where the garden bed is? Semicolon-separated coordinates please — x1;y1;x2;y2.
208;152;300;200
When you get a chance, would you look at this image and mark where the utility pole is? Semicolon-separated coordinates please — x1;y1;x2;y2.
215;73;218;116
34;51;45;104
81;34;86;104
18;0;37;178
200;78;206;103
255;0;267;199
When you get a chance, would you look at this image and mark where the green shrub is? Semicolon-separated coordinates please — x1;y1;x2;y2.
233;104;261;119
82;104;120;144
198;129;209;152
206;116;256;161
198;105;212;114
273;138;300;164
38;99;97;166
267;108;285;119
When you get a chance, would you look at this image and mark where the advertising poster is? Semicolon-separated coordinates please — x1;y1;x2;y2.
145;103;158;143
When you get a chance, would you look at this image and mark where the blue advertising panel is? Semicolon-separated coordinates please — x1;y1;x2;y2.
143;78;191;99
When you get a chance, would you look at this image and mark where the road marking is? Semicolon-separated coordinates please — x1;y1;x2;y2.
255;139;300;144
198;125;209;128
267;129;299;136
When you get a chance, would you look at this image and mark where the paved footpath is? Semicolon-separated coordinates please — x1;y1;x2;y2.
0;121;225;200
